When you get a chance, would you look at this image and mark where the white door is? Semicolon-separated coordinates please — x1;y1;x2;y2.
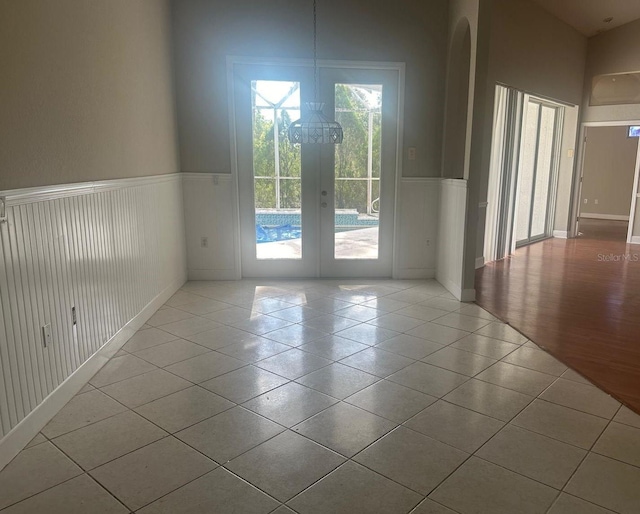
233;61;400;278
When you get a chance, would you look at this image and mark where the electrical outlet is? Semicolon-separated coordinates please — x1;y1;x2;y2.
42;324;52;348
72;306;77;326
584;199;588;204
595;199;599;205
201;237;209;248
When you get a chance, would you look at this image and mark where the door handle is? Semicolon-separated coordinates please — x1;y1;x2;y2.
321;202;327;208
321;191;328;196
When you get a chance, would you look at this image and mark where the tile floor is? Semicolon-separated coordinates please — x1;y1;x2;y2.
1;279;640;513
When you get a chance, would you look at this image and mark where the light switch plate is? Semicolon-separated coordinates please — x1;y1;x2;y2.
42;324;52;348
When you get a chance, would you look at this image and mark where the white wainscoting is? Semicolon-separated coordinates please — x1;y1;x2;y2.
0;174;186;470
436;179;471;301
182;173;240;280
394;178;440;279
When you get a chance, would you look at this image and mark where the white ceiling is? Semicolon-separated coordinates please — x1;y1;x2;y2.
530;0;640;36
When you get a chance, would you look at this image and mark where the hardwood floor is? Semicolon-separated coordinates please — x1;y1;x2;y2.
476;222;640;413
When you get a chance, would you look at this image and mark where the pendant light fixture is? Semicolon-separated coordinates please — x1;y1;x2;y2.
288;0;343;144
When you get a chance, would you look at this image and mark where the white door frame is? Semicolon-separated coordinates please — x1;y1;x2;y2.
571;120;640;243
226;56;406;278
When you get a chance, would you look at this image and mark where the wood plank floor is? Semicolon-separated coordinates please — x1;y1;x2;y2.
476;219;640;413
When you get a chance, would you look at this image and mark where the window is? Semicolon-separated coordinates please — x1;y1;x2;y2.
629;126;640;138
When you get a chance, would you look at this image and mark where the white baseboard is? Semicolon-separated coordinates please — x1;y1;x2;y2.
393;268;436;280
460;288;476;302
435;276;475;302
580;213;630;221
631;236;640;245
0;277;184;472
188;269;240;281
553;230;568;239
475;257;485;269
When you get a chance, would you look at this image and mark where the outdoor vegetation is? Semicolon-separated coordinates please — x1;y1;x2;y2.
252;84;382;214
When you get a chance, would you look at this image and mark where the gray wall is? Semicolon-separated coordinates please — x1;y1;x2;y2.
0;0;179;191
172;0;449;177
580;126;638;218
583;18;640;123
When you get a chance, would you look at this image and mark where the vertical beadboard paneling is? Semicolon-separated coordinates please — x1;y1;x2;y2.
436;178;469;300
0;175;186;440
394;178;440;279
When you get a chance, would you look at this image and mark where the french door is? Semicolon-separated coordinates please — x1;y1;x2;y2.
515;98;562;247
233;61;400;278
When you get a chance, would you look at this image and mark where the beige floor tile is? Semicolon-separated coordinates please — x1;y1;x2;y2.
335;324;399;345
225;430;344;502
176;406;283;463
334;304;382;322
52;410;166;470
296;363;379;399
512;399;608;449
339;347;415;377
406;322;469;345
345;380;437;423
0;442;82;510
165;351;246;383
396;305;452;322
475;322;529;344
565;453;640;514
42;389;128;438
302;314;361;333
615;405;640;428
269;306;325;323
147;307;195;327
306;297;354;313
299;335;369;360
387;362;469;397
548;494;616;514
421;347;496;377
101;368;192;408
288;460;421;514
243;382;338;427
272;506;298;514
231;315;293;335
134;385;234;433
476;424;586;489
431;312;492;332
186;325;255;349
418;297;465;313
90;436;216;511
159;316;221;337
24;433;47;449
174;298;231;315
132;338;210;367
457;304;499;321
475;361;557;396
256;348;332;379
200;365;289;403
164;290;204;307
265;324;330;346
217;337;291;363
429;457;557;514
450;334;520;360
386;290;434;304
366;313;426;332
248;298;295;314
123;328;179;352
77;383;95;394
410;498;458;513
355;426;468;494
376;334;444;360
361;297;412;312
203;306;256;325
443;379;533;421
560;367;593;385
592;421;640;467
501;347;567;376
293;402;396;457
0;475;128;514
137;467;279;514
539;378;620;419
89;354;157;388
404;400;504;453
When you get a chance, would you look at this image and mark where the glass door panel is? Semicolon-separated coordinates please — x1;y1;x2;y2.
333;83;382;259
516;102;539;242
530;105;556;237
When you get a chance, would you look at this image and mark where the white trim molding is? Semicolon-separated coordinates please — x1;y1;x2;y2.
580;213;630;221
553;230;568;239
631;236;640;245
475;257;485;269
